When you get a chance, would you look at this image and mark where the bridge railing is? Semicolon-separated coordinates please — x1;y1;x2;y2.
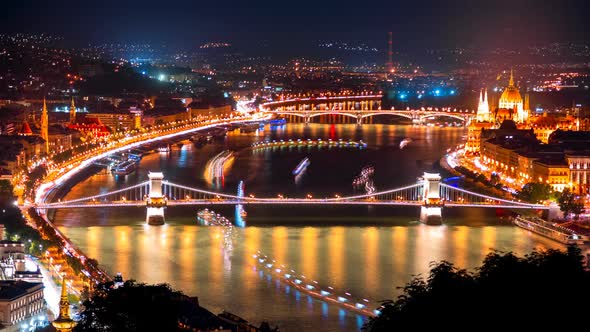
42;181;150;207
439;184;547;208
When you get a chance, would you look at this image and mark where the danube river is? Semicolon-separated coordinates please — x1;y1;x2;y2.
54;123;560;331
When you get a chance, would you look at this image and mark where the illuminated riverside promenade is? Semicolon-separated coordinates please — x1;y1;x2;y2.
24;113;267;287
34;113;268;205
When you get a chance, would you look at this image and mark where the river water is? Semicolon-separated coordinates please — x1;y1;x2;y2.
54;123;560;331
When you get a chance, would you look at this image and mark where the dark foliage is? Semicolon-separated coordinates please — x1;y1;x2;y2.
75;280;223;332
557;188;585;219
517;182;554;203
363;246;589;331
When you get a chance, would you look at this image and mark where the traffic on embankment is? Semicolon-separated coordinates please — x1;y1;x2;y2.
19;112;269;292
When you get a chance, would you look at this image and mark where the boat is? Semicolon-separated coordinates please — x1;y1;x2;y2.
197;208;231;226
157;145;170;152
197;209;216;225
239;123;263;133
400;138;412;149
270;118;286;126
292;157;310;176
111;160;137;175
512;216;585;245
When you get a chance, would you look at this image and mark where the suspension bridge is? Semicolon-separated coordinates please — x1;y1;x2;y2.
35;172;548;225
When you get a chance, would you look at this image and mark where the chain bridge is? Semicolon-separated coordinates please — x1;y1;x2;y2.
35;172;547;225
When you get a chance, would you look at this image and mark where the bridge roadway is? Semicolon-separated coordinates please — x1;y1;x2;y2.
36;199;547;210
259;94;475;124
263;109;475;124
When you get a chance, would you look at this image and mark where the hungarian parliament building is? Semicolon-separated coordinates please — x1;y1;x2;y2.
465;70;590;195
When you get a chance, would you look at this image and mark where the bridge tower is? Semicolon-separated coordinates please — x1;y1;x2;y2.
420;172;443;225
146;172;166;225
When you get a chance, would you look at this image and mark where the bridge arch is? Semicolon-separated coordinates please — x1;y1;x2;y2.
419;113;468;122
360;112;413;120
272;111;307;118
307;112;359;120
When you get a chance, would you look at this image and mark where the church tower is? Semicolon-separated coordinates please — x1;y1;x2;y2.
69;97;76;125
41;98;49;154
52;279;76;332
476;88;490;122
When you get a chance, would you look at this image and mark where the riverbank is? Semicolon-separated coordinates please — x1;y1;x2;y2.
22;116;264;306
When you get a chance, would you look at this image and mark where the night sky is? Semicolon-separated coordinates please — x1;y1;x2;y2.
2;0;588;51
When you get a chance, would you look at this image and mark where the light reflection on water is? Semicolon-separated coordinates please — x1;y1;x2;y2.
61;223;560;331
56;124;562;331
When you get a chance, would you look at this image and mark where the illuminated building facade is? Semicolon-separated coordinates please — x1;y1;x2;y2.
567;153;590;194
497;70;527;123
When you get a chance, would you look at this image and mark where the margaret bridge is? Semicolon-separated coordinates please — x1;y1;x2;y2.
35;172;548;226
259;94;476;125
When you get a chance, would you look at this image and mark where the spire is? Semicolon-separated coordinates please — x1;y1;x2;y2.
58;278;71;320
509;68;514;87
41;97;49;153
477;88;490;122
52;278;76;332
69;97;76;125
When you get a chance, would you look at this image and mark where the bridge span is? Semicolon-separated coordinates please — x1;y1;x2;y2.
259;94;476;125
35;172;547;226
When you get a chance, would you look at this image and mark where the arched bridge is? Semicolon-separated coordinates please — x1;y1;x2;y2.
259;95;475;125
35;172;547;226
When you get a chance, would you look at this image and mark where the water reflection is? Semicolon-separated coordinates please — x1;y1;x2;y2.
56;124;563;332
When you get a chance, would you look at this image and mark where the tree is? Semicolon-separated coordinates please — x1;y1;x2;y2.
557;188;585;219
259;321;280;332
517;182;553;203
75;280;225;332
363;246;589;331
490;173;501;186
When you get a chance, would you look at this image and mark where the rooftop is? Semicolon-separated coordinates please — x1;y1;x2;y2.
0;280;43;301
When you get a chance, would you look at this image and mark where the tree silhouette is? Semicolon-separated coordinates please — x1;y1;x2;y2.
363;246;589;331
517;182;553;203
75;280;224;332
557;188;585;219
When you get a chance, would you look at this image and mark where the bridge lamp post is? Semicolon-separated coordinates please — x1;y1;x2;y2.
307;194;313;199
277;194;284;199
334;194;340;199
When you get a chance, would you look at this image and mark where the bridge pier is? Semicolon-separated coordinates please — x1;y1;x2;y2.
146;172;166;225
420;172;443;225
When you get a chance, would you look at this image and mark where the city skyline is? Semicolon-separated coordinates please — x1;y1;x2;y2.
1;1;590;331
2;0;589;53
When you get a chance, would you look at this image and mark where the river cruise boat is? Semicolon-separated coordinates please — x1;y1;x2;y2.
512;216;585;245
111;160;137;176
